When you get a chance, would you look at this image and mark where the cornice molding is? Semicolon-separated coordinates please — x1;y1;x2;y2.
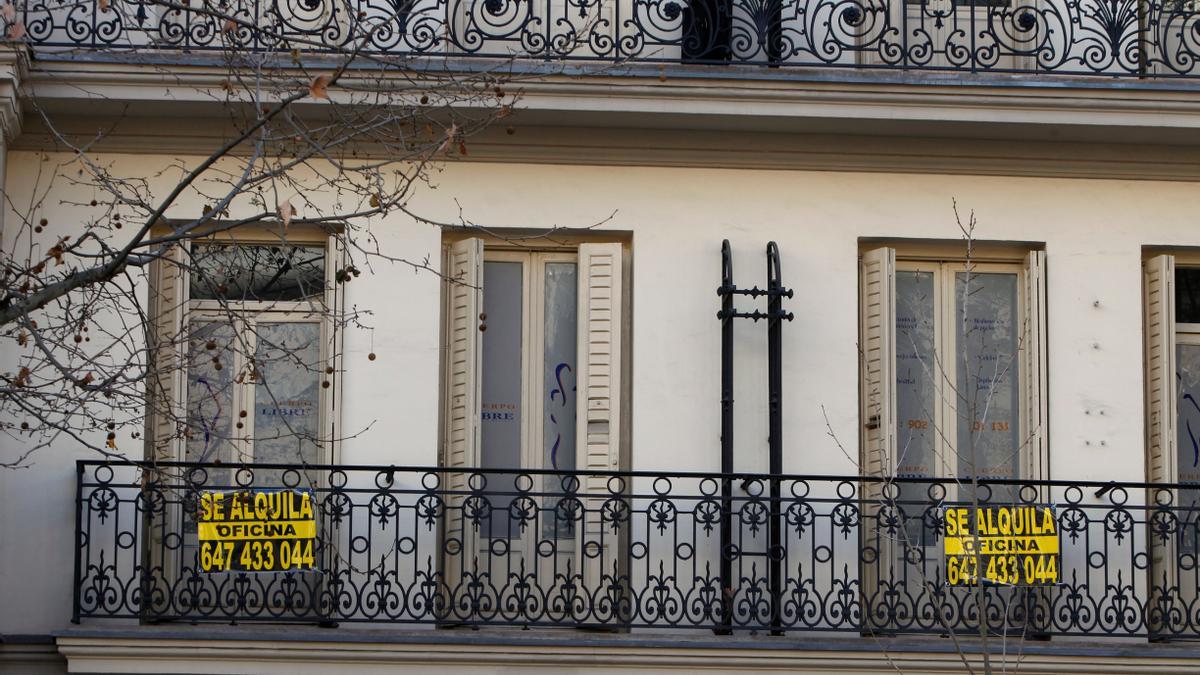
13;115;1200;182
460;126;1200;181
12;58;1200;180
0;46;27;141
20;59;1200;127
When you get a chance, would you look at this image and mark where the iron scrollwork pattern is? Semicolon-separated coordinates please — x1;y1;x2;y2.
8;0;1200;76
74;459;1200;636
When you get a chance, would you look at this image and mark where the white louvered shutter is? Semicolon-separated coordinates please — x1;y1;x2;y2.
1022;250;1049;483
1146;255;1178;486
861;248;896;488
442;238;483;606
145;243;189;589
1020;250;1052;632
1145;254;1179;632
148;243;190;462
575;243;624;594
859;247;896;623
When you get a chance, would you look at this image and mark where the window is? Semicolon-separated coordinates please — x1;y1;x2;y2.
145;233;341;597
1178;268;1200;530
1145;257;1200;502
1176;267;1200;516
859;245;1047;629
147;236;341;472
860;247;1048;539
896;261;1025;500
440;236;626;600
478;250;580;540
1144;255;1200;613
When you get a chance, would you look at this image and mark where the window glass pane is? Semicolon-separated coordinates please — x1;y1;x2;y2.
955;272;1021;502
481;261;524;539
252;322;322;484
185;321;237;468
895;270;937;544
543;262;577;539
190;244;325;302
1178;268;1200;325
183;321;238;563
1177;343;1200;554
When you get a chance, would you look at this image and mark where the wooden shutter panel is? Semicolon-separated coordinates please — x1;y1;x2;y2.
148;243;189;462
1022;250;1049;482
859;246;896;629
1020;250;1052;635
1145;254;1179;634
1146;254;1178;486
442;237;483;608
575;242;624;593
144;243;190;598
860;247;896;485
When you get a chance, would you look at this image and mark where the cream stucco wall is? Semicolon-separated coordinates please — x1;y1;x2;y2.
2;149;1197;635
410;162;1173;486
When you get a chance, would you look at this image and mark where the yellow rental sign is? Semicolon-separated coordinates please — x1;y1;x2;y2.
943;505;1059;587
197;489;317;573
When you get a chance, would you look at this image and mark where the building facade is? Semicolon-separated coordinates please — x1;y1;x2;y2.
2;2;1200;671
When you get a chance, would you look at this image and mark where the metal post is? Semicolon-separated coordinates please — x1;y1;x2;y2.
765;242;793;636
72;460;85;624
716;240;735;634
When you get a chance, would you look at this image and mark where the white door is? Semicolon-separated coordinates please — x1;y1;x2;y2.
477;251;581;615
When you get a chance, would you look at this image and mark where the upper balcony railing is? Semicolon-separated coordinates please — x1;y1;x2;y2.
74;460;1200;638
9;0;1200;78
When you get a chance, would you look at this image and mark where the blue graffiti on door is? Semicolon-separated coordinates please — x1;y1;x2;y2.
1181;368;1200;470
193;375;224;461
548;362;574;470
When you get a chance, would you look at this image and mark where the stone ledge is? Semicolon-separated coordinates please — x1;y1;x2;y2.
52;626;1200;675
0;635;66;675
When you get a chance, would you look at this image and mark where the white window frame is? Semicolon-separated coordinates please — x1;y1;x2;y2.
860;244;1048;630
479;249;580;476
1143;254;1200;487
183;308;328;465
439;235;629;611
1142;252;1200;634
862;247;1048;488
147;231;343;467
894;258;1031;487
145;231;343;603
440;236;629;477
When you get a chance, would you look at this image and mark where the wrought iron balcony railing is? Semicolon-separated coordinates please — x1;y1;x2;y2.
74;460;1200;637
12;0;1200;78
